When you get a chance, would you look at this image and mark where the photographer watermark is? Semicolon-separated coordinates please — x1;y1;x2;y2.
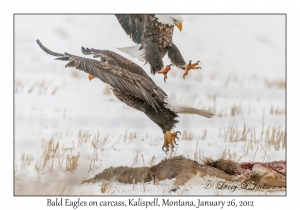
205;180;278;192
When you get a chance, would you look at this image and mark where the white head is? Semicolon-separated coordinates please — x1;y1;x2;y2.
155;15;183;31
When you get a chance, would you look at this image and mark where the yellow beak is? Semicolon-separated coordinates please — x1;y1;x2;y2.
175;21;183;32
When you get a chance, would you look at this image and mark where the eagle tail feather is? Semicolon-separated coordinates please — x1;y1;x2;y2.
176;107;214;118
165;98;214;118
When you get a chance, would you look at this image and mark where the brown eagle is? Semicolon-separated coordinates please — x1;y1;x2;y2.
36;39;213;154
115;14;201;82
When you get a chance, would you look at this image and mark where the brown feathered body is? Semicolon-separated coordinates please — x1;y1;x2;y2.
115;15;186;74
143;15;174;57
36;40;182;134
37;40;213;147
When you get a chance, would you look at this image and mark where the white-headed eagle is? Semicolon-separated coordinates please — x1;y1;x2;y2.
115;14;201;82
36;40;213;154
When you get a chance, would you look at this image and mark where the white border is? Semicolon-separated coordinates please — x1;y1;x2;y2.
2;0;297;208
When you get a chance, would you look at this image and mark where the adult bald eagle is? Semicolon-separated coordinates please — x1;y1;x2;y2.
115;14;201;82
36;39;213;154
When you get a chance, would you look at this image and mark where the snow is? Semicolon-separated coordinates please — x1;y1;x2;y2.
15;15;285;195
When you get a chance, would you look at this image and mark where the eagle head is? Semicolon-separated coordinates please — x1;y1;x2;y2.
155;15;183;31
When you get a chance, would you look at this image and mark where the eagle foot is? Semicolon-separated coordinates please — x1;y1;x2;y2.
183;60;201;79
158;64;173;83
162;131;180;154
88;74;96;81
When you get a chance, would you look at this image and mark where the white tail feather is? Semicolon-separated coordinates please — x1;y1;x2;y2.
165;98;214;118
116;44;145;62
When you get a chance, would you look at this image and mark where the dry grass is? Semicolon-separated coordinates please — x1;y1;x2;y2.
100;179;112;193
141;154;145;166
194;142;199;162
15;78;68;95
264;78;286;89
88;158;102;174
16;133;86;178
15;79;25;93
189;71;285;93
20;153;34;170
142;178;147;193
16;129;125;195
261;125;286;152
203;101;258;118
153;177;159;185
65;153;80;172
270;106;286;115
132;178;135;191
149;156;156;167
223;73;238;87
220;120;285;161
51;86;58;95
181;130;194;140
78;129;92;147
202;129;207;140
15;125;285;195
230;104;243;116
132;151;139;167
207;92;220;102
16;129;148;195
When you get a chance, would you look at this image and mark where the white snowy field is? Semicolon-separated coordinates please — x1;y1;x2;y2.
14;15;285;195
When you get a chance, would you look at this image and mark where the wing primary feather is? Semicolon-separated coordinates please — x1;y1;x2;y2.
37;40;164;114
36;39;65;57
81;47;93;55
115;15;144;44
65;58;75;68
76;60;81;69
55;57;70;61
103;71;116;87
135;82;160;112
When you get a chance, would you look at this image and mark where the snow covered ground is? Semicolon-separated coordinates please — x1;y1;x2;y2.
14;15;285;195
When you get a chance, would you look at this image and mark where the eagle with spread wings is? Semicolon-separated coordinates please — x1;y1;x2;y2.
36;39;213;154
114;14;201;82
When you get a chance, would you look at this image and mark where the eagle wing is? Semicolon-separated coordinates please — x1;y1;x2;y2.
81;47;119;66
81;46;168;98
115;15;145;44
82;47;149;78
36;39;162;112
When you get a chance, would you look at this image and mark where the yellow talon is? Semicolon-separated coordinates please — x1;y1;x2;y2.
183;60;201;79
88;74;96;81
162;131;181;154
158;64;173;83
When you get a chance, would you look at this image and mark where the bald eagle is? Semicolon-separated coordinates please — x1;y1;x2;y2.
36;39;213;154
115;14;201;82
